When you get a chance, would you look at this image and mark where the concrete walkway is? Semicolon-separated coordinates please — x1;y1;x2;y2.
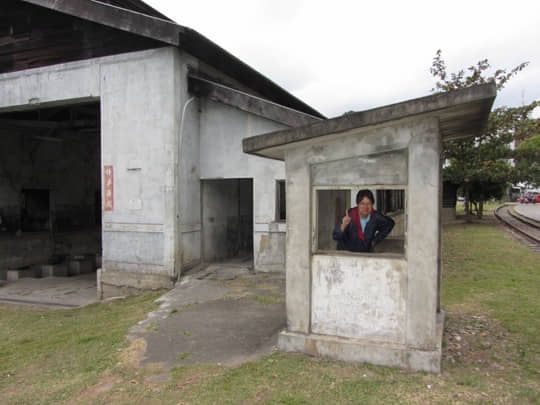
514;203;540;222
0;263;285;370
0;273;98;307
128;264;285;370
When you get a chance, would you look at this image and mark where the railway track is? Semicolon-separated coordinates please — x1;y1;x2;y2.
494;204;540;252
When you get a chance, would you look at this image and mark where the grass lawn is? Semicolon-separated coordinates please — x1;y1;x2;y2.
455;200;502;216
1;214;538;404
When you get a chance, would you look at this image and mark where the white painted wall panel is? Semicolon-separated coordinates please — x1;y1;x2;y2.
311;255;407;344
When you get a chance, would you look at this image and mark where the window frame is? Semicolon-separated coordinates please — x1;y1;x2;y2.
311;184;407;257
275;179;286;222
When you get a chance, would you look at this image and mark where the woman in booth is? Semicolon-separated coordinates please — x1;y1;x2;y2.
333;189;395;253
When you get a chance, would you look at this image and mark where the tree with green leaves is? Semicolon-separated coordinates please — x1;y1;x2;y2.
430;50;540;218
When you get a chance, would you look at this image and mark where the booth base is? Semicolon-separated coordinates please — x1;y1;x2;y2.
278;311;444;373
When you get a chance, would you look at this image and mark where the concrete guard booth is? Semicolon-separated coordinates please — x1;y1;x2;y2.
243;84;496;372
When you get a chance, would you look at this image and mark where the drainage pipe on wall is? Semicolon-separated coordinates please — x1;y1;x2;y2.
174;96;196;278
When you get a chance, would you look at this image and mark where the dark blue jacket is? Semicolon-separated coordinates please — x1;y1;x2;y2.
332;209;395;253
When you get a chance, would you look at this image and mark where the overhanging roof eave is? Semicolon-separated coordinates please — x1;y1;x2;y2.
243;84;497;160
22;0;182;45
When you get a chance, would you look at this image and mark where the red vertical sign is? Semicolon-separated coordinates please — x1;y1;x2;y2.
104;165;114;211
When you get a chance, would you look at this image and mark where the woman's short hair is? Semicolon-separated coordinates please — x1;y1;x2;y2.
356;189;375;205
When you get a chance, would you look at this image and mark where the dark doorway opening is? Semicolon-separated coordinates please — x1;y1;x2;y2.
201;179;253;266
0;101;102;282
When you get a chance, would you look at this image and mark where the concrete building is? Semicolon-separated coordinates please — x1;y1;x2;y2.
0;0;323;296
243;84;496;372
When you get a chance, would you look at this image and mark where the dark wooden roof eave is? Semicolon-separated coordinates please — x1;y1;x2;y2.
21;0;182;45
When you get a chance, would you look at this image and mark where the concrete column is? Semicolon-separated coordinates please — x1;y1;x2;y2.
406;117;441;349
284;147;312;333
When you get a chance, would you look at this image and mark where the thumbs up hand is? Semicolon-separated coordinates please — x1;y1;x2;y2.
341;209;351;232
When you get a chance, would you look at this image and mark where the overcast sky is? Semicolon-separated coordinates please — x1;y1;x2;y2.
145;0;540;118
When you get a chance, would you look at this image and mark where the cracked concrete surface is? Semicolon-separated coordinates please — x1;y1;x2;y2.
128;264;286;369
0;273;98;307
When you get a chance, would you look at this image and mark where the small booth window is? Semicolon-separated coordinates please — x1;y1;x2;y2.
276;180;286;221
315;187;405;255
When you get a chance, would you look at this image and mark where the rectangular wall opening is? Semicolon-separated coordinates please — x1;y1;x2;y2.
0;101;102;282
315;187;406;255
201;178;253;265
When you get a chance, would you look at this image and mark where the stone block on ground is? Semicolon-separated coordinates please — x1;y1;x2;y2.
68;258;94;276
6;270;19;281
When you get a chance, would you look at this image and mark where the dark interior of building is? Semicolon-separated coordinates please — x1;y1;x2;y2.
0;101;102;280
201;179;253;264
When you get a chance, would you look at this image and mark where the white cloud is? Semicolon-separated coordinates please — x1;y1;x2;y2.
146;0;540;117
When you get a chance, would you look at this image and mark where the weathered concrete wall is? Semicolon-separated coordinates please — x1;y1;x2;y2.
406;118;441;349
175;52;202;271
312;255;407;343
199;100;288;272
99;48;179;292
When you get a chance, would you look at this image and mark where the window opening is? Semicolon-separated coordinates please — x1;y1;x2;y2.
315;187;405;255
276;180;286;221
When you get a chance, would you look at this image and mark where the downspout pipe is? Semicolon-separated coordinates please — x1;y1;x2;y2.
174;96;195;278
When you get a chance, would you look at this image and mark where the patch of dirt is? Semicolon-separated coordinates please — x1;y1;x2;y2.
174;366;224;394
242;391;273;404
443;312;517;373
119;337;147;368
76;373;123;401
223;277;255;290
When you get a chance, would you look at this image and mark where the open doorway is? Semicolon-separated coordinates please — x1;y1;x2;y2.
0;101;102;299
201;179;253;267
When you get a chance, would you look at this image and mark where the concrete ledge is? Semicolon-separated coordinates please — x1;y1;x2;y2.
100;268;175;299
278;311;444;373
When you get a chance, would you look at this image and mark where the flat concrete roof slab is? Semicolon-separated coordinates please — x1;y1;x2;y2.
243;84;496;160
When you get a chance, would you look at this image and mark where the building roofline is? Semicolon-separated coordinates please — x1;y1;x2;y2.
20;0;325;118
188;75;322;127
